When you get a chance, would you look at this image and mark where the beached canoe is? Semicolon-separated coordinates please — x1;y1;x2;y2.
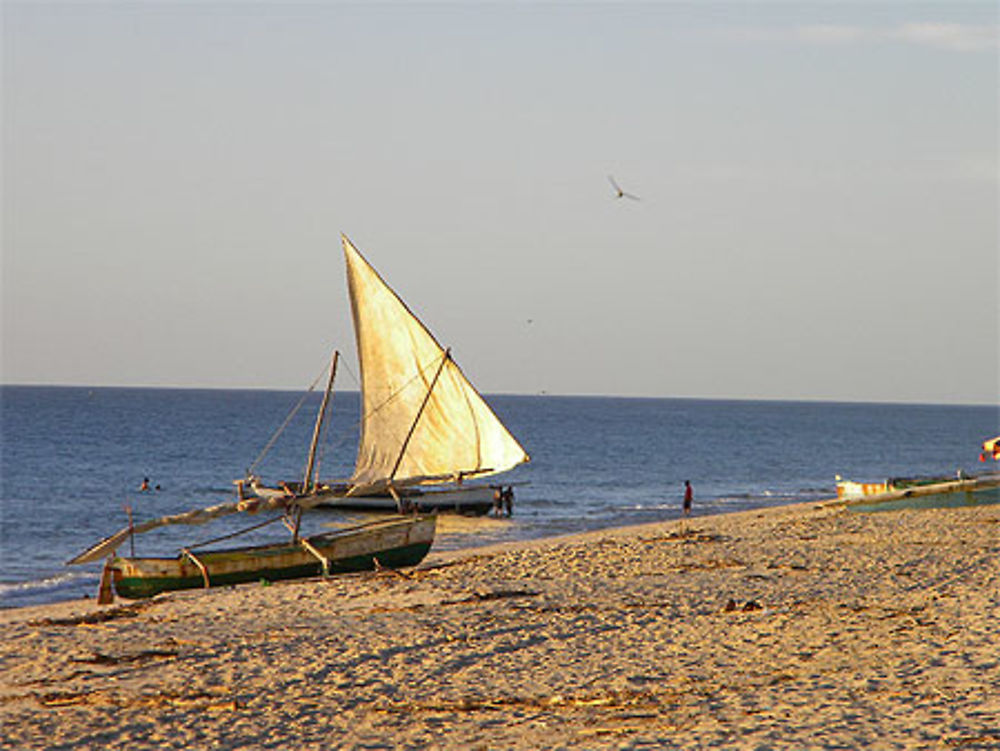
104;516;436;599
837;473;1000;509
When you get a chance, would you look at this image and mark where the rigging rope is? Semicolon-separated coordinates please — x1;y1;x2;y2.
247;350;446;484
246;360;331;476
361;351;447;425
300;382;337;486
308;349;445;437
300;352;446;485
185;512;287;551
338;356;361;391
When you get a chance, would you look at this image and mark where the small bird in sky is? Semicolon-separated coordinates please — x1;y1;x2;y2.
608;175;640;201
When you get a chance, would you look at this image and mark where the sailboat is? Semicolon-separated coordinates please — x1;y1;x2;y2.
245;236;530;513
318;235;530;513
67;235;528;600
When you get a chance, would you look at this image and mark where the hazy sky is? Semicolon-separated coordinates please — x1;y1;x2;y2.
3;2;998;405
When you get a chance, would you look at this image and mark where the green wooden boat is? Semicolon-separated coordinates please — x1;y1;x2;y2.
108;516;436;599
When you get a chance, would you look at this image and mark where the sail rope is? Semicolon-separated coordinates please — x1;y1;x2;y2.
246;360;331;477
300;383;337;486
287;352;446;487
310;356;361;481
312;354;368;482
185;512;287;551
250;350;445;486
360;351;447;426
337;356;361;390
310;350;445;441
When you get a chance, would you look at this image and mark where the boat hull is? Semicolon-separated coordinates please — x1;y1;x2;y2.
836;479;890;500
841;473;1000;510
319;485;498;515
110;516;436;599
847;484;1000;514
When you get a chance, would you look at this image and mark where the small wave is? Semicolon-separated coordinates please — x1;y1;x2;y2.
626;503;678;512
519;496;578;509
716;488;827;503
0;571;98;609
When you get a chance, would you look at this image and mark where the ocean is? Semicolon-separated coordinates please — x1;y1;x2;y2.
1;385;996;609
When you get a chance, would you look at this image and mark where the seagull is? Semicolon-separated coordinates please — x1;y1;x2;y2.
608;175;640;201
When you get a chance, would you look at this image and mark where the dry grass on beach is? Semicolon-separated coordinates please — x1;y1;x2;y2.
2;501;999;749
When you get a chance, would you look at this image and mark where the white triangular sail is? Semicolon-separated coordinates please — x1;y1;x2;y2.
342;235;529;494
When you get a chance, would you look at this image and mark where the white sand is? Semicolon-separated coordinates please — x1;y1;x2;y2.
2;500;998;749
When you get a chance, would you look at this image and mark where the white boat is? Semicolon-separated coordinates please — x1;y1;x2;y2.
319;484;495;513
244;235;530;514
835;476;890;500
838;437;1000;502
836;472;1000;505
323;235;529;512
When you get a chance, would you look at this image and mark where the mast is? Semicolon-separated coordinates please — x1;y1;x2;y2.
389;349;451;487
384;349;451;512
303;350;339;495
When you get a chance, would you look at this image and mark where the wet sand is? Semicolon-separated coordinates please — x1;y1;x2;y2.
2;500;998;749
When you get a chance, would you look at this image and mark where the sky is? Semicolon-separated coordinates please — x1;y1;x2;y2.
2;2;998;405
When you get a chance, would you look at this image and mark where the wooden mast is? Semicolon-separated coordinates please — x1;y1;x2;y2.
303;350;339;495
293;351;339;542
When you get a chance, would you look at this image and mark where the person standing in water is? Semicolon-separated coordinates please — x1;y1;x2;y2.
683;480;693;517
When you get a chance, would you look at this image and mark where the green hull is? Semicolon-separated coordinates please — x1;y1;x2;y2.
847;485;1000;515
110;516;435;599
843;473;1000;510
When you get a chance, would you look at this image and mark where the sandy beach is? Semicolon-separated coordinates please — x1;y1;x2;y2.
2;500;998;750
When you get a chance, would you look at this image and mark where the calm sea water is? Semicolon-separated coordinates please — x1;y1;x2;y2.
2;386;997;608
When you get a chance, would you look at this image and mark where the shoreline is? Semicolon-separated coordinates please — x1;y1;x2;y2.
3;499;998;749
2;498;838;623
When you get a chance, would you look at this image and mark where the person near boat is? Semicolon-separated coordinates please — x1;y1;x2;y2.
492;486;514;517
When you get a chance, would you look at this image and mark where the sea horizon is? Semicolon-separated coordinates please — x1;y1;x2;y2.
2;382;995;409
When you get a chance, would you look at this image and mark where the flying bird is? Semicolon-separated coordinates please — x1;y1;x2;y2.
608;175;640;201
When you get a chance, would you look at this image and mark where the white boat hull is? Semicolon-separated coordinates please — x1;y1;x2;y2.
321;485;497;514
